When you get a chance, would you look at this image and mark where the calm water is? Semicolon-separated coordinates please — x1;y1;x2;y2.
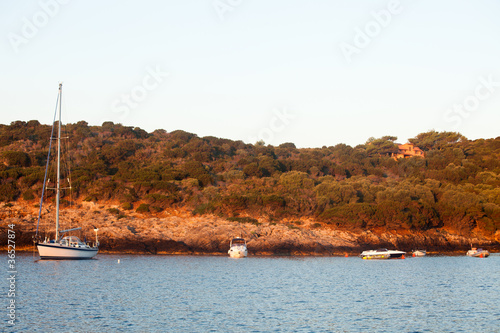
3;253;500;332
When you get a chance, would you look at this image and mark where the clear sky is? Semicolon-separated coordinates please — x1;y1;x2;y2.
1;0;499;148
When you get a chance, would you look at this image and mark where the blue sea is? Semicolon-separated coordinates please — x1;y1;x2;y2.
3;253;500;332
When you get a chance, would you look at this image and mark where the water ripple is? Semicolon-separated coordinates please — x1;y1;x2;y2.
9;254;500;332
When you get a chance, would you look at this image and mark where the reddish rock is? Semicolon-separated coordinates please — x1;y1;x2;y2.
1;203;498;255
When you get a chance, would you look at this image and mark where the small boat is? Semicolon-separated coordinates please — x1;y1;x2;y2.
34;83;99;260
360;248;406;260
228;237;247;258
412;250;426;257
466;247;489;258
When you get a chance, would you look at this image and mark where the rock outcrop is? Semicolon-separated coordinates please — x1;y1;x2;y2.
1;203;499;255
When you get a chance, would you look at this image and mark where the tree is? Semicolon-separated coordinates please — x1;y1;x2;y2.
364;136;399;157
409;130;466;151
2;151;31;167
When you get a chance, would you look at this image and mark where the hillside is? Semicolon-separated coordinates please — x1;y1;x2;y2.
1;121;499;253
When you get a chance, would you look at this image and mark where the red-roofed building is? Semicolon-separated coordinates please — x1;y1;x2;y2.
393;143;424;159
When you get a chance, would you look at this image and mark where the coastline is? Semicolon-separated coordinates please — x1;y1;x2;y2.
8;248;495;257
2;203;499;256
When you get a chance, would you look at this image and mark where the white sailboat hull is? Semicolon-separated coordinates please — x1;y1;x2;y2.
37;242;98;260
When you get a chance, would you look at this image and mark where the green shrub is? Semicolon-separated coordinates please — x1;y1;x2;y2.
122;202;133;210
153;181;179;193
262;195;286;208
144;193;179;208
84;195;98;202
107;208;120;215
136;203;150;213
150;206;163;212
2;151;31;167
22;190;35;201
0;182;19;201
227;216;260;226
193;202;216;215
221;195;248;210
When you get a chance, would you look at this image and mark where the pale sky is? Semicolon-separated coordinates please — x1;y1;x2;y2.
1;0;499;148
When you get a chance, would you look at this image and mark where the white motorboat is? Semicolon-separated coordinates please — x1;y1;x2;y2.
228;237;247;258
466;247;489;258
34;83;99;260
360;248;406;260
412;250;426;257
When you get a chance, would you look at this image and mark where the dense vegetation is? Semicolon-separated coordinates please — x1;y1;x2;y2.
1;120;499;237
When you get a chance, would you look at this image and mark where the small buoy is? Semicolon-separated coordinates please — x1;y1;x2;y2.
401;255;405;259
480;254;483;258
412;253;416;257
345;253;348;257
118;259;120;264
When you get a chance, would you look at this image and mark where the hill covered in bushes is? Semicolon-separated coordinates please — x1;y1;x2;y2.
1;120;499;240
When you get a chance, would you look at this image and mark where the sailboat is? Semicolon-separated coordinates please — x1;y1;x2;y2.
34;83;99;259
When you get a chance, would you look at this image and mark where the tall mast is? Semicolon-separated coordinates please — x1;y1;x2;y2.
55;83;62;240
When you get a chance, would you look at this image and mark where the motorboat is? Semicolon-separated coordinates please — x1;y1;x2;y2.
228;237;247;258
412;250;426;257
466;247;489;258
360;248;405;260
34;83;99;259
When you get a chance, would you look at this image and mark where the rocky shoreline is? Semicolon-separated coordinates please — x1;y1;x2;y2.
1;202;499;256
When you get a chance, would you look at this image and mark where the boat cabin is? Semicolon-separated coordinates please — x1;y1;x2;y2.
60;236;87;248
230;238;246;245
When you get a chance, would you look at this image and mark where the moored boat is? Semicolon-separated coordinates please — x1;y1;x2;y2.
466;247;489;258
412;250;426;257
228;237;247;258
360;248;406;260
34;83;99;260
37;233;99;260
